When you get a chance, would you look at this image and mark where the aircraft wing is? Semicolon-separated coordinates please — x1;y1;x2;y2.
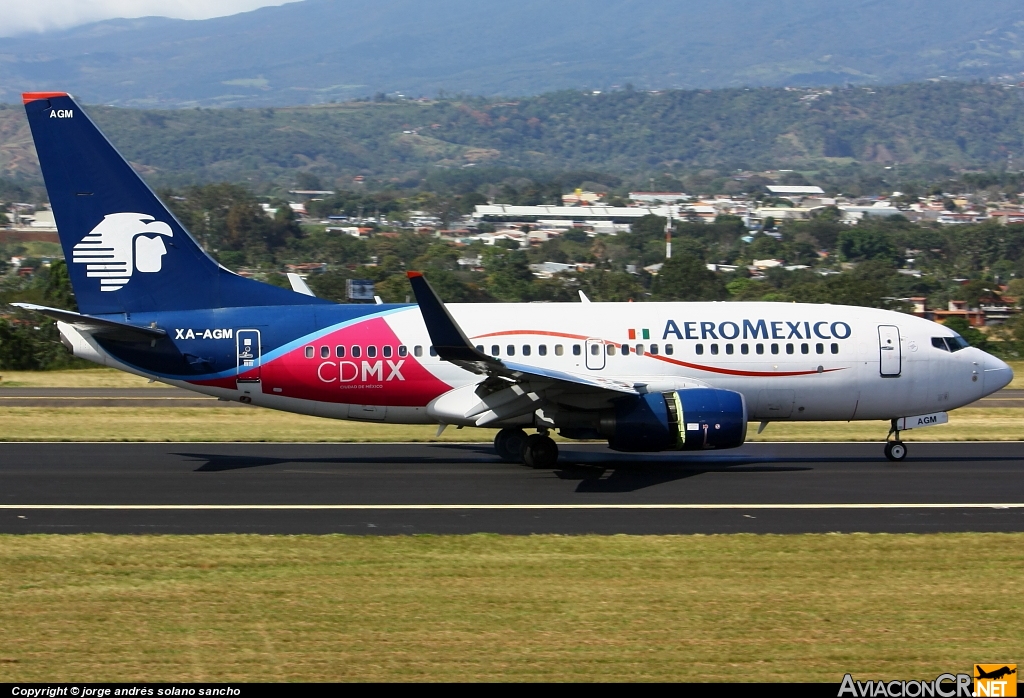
406;271;636;398
11;302;167;342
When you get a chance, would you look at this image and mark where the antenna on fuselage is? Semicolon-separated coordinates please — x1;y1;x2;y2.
665;207;673;259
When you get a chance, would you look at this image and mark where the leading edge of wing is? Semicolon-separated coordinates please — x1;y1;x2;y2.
405;271;636;395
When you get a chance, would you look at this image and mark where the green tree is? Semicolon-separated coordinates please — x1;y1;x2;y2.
651;254;727;301
837;227;898;264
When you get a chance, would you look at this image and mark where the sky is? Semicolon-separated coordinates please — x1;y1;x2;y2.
0;0;295;37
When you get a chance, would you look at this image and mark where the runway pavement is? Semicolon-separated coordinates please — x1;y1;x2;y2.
1;441;1023;534
2;387;1022;407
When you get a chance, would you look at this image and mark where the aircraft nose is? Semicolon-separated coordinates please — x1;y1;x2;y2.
983;355;1013;395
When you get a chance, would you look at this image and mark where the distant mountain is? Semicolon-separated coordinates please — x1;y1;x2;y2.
2;0;1024;107
3;83;1023;187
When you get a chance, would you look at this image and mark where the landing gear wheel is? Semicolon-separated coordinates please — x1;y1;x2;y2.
884;441;907;462
522;434;559;469
494;428;528;462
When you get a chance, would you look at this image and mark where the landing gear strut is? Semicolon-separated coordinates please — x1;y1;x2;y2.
494;428;528;462
884;419;907;462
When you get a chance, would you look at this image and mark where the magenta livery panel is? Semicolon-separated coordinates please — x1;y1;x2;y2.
17;91;1013;465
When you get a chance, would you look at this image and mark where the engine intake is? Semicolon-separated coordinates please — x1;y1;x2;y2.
604;388;747;452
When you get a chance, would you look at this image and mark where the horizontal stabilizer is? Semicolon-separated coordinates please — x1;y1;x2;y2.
11;303;166;342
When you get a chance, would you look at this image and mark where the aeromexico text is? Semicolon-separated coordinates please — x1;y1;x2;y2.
661;319;853;341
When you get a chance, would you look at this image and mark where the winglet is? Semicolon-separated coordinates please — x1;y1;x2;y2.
406;271;490;363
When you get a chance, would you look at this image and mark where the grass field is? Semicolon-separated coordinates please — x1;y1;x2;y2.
0;533;1020;682
0;369;173;388
0;406;1020;442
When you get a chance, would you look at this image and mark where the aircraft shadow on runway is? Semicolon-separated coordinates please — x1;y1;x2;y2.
552;462;811;492
179;451;495;472
176;446;807;493
175;443;1022;494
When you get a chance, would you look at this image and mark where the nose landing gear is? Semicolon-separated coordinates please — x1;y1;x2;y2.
884;419;908;462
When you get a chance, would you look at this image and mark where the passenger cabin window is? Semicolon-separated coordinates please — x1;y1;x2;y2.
756;343;764;355
367;346;377;358
507;345;516;356
383;346;392;358
725;344;734;355
336;345;345;358
555;345;564;356
710;344;719;355
816;343;824;354
635;344;645;355
398;345;408;357
649;344;659;355
538;345;547;356
771;343;780;355
522;345;531;356
320;346;330;359
801;343;809;355
351;346;361;358
622;344;630;355
429;346;437;357
786;343;794;355
830;343;839;354
414;346;423;357
695;344;704;355
476;345;484;353
606;345;616;356
741;343;749;355
305;346;314;359
491;345;500;356
665;344;674;355
572;345;582;356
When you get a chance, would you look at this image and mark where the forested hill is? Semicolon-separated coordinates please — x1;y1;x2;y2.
2;0;1024;107
2;83;1024;188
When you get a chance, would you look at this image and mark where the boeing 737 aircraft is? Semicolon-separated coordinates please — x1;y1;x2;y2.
16;92;1014;467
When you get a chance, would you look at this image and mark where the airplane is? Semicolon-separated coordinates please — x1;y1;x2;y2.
14;91;1014;467
975;666;1016;681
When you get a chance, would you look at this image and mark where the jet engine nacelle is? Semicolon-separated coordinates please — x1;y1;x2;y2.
602;388;747;452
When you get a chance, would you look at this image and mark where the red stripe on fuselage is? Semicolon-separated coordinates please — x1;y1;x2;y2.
472;329;591;341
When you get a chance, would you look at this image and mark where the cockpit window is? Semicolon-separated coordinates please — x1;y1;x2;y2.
946;335;970;352
933;335;969;353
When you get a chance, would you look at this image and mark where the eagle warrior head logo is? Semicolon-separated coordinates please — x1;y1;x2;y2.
72;213;173;291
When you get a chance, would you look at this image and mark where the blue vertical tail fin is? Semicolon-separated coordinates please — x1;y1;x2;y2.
23;92;325;315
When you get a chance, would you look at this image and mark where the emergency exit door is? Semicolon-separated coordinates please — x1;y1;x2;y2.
236;329;262;384
878;325;901;377
585;338;606;370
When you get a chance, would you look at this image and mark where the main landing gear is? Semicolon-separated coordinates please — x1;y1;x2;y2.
884;419;908;462
494;427;559;468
